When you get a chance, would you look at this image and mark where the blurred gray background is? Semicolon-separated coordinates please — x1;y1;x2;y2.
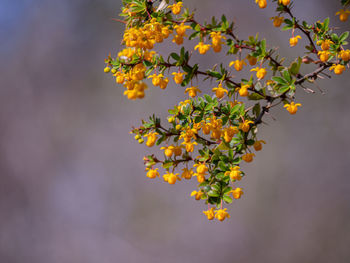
1;0;350;262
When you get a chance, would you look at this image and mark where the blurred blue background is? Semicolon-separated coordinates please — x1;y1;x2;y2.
1;0;350;262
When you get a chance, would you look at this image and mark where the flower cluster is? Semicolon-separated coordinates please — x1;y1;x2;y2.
105;0;349;221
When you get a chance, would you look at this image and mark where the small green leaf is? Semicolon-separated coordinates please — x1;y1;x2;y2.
272;76;288;85
208;190;220;197
339;31;349;43
170;52;180;61
248;93;265;100
218;161;228;171
162;161;173;169
223;195;233;204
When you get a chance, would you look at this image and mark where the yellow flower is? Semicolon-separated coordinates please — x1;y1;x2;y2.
270;16;284;27
168;116;175;123
212;44;222;53
172;34;184;45
212;83;228;99
210;32;225;46
185;86;201;98
194;173;206;183
163;172;181;185
144;132;158;147
336;9;350;22
195;42;211;55
182;168;194;179
239;84;250;97
255;0;267;9
225;166;242;181
215;208;230;221
211;129;222;140
231;188;244;199
284;102;302;114
174;23;191;37
123;89;137;100
146;168;160;179
172;72;185;84
339;50;350;62
173;145;183;156
160;145;175;157
250;67;267;79
168;1;183;15
161;26;172;39
210;32;226;53
181;141;197;152
194;163;208;174
253;140;266;151
229;59;247;71
317;39;333;51
201;122;211;135
147;73;163;86
203;208;215;220
278;0;290;5
223;126;238;143
115;72;125;84
191;190;203;200
180;127;197;142
318;50;330;62
330;64;346;75
159;77;169;90
239;120;254;133
289;35;302;47
242;153;255;163
207;116;223;130
246;54;257;66
104;66;111;73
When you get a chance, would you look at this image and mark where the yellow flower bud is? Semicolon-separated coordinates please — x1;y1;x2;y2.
253;140;266;151
242;153;255;163
214;208;230;221
289;35;302;47
203;208;215;220
284;101;302;114
255;0;267;9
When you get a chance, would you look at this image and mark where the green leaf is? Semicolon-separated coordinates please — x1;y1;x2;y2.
246;139;255;146
339;31;349;43
223;195;233;204
260;39;266;55
248;93;265;100
156;134;166;145
278;85;290;94
211;184;221;192
189;31;200;40
228;149;234;161
272;76;288;85
232;157;241;164
283;70;292;83
207;70;222;79
204;94;212;103
194;115;202;123
218;161;228;171
215;172;225;180
208;190;220;197
170;52;180;61
162;161;173;169
323;17;329;30
331;33;339;43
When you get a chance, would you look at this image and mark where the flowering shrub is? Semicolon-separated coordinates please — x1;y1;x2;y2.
105;0;350;221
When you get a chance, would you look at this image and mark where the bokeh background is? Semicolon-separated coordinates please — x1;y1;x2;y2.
1;0;350;262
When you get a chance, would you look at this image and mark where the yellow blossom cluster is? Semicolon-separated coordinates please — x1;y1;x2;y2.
108;0;350;222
